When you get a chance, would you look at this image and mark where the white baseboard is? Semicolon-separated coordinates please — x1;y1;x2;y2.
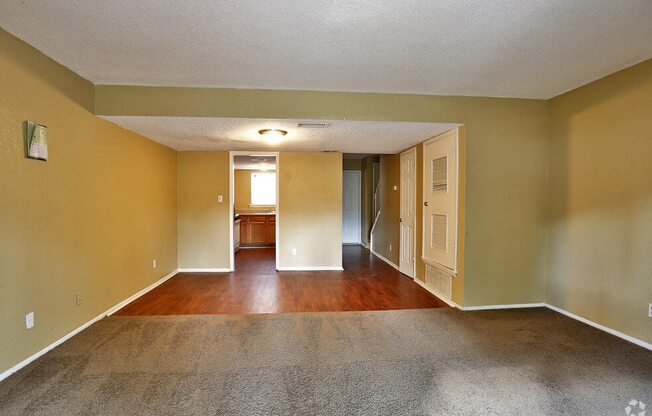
413;278;460;308
178;268;230;273
277;266;344;271
545;304;651;351
0;268;179;382
370;249;400;271
461;303;545;311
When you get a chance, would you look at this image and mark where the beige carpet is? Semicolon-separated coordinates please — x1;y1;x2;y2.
0;308;650;415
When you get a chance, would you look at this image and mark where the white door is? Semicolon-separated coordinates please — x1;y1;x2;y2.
342;171;361;244
423;128;458;271
399;147;417;277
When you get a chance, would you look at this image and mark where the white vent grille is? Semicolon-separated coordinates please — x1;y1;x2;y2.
431;214;447;252
296;122;329;128
432;156;447;192
425;264;452;301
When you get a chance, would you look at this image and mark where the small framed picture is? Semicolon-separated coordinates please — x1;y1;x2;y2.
25;121;48;161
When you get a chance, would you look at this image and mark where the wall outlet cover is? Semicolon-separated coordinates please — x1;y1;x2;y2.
152;259;157;269
218;195;223;203
75;292;82;306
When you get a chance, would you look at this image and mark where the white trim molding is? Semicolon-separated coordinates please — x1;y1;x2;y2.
177;268;230;273
277;266;344;271
370;249;400;271
461;303;545;311
545;304;651;351
0;268;179;382
414;278;460;308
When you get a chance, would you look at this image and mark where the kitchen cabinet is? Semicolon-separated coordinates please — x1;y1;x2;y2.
239;214;276;246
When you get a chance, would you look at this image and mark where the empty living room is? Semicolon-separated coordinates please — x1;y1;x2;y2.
0;1;650;415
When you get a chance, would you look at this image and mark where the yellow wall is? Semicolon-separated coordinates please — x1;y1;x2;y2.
0;29;178;373
234;169;276;213
371;155;401;264
547;59;652;343
278;152;343;269
177;152;231;270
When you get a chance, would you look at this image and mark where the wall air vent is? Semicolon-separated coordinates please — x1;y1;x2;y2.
296;122;330;128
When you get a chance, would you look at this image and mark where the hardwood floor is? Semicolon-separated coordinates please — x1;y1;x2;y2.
115;245;447;315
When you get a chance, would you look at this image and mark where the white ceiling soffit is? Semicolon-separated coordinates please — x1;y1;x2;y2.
101;116;459;153
1;1;651;99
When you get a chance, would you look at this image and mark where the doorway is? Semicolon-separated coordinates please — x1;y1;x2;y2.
229;152;279;271
399;147;417;278
342;170;362;244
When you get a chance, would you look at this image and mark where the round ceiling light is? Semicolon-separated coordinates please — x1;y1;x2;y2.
258;129;287;144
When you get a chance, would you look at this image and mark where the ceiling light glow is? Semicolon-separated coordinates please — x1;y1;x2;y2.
258;129;287;144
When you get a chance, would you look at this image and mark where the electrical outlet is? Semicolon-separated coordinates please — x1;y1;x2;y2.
152;259;157;269
648;303;652;318
217;195;223;203
393;185;398;191
292;248;297;256
75;292;82;306
389;244;392;251
25;312;34;329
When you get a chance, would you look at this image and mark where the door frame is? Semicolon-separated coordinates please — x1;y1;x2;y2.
421;128;460;273
342;170;362;245
229;151;280;271
399;147;417;279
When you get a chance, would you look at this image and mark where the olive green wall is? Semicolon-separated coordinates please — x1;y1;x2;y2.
547;59;652;343
96;85;550;307
278;152;343;269
343;158;362;170
360;156;377;247
0;29;178;374
371;155;401;264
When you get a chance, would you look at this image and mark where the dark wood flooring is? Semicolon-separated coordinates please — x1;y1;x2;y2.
115;245;447;315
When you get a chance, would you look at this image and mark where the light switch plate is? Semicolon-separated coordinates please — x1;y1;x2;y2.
26;312;34;329
218;195;223;203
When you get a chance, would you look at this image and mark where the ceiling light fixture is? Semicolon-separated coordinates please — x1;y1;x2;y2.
258;129;287;144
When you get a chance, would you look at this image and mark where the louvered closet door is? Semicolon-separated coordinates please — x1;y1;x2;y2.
423;128;458;271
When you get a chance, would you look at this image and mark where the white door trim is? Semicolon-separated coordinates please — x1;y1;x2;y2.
399;147;417;278
342;170;362;244
229;151;280;271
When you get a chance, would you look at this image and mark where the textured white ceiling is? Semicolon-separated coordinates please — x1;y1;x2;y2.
101;116;459;153
1;1;651;99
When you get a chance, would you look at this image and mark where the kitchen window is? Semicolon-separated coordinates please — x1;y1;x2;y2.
251;172;276;206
